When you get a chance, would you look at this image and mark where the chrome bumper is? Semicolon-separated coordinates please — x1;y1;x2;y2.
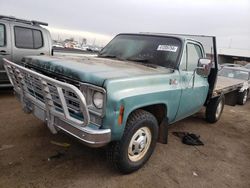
3;58;111;147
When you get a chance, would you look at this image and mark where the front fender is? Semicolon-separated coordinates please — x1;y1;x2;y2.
102;73;181;140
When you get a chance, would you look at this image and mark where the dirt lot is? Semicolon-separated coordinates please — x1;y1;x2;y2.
0;89;250;188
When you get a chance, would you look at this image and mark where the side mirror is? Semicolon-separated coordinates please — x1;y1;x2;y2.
196;58;212;77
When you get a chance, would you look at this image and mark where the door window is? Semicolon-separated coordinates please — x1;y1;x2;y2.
33;29;43;48
179;47;187;70
14;26;43;49
186;43;202;71
0;24;5;47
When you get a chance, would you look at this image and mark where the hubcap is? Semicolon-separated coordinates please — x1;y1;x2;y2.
128;127;152;162
216;100;223;119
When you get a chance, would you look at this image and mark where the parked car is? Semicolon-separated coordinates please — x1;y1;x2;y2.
244;63;250;69
220;63;242;69
218;67;250;105
4;33;227;173
0;15;52;87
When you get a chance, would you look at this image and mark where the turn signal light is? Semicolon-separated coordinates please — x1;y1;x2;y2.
118;105;124;125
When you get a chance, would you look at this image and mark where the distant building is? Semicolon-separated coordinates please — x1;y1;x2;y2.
218;48;250;65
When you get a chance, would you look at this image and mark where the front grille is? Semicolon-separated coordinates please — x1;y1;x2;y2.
3;58;90;127
23;72;83;117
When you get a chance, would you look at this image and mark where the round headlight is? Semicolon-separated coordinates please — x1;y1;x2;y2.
93;92;104;109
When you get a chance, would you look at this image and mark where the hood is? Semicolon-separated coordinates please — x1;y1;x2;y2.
24;55;171;86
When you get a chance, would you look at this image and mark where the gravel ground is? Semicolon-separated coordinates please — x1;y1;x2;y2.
0;89;250;188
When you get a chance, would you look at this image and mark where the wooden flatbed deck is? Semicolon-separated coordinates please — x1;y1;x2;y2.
213;76;244;97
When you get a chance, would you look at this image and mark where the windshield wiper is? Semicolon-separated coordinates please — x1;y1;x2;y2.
98;54;117;58
126;57;150;63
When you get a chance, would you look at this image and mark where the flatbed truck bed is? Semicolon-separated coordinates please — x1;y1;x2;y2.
212;76;245;105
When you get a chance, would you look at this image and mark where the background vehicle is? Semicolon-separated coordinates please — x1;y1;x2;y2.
244;63;250;69
218;67;250;105
220;63;242;69
3;33;244;173
0;15;52;87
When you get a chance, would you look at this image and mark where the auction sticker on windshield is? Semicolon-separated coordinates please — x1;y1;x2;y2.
157;45;178;52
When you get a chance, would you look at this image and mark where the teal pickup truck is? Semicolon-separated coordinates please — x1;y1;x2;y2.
4;33;225;173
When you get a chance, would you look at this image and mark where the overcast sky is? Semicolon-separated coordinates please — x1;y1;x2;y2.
0;0;250;49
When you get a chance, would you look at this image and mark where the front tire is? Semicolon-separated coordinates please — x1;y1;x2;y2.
107;109;158;174
205;95;225;123
238;90;248;105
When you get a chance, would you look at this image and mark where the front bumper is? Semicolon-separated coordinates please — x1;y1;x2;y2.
3;58;111;147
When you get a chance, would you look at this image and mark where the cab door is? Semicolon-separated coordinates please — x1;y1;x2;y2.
175;41;209;121
10;22;50;63
0;21;12;85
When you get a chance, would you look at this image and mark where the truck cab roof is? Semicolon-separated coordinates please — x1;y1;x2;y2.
138;32;216;43
0;15;48;27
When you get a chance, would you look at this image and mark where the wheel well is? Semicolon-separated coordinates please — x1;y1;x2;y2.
140;104;167;125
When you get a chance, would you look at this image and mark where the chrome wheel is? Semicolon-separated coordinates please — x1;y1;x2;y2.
215;100;223;119
128;127;152;162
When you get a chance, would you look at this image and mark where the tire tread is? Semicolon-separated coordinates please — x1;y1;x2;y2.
107;109;158;173
205;95;225;123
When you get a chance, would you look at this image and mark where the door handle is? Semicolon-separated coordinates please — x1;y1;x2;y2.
40;53;44;55
0;50;9;55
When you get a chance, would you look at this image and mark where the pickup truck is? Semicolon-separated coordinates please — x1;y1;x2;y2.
0;15;52;87
4;33;228;173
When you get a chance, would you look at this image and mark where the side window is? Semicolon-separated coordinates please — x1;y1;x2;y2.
179;47;187;70
14;26;43;49
186;43;202;71
33;29;43;48
0;24;5;47
15;27;33;48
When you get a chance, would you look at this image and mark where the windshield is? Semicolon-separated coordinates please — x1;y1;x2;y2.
99;34;182;69
218;68;249;81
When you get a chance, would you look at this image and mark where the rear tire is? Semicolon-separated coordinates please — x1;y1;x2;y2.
238;90;248;105
107;109;158;174
205;95;225;123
